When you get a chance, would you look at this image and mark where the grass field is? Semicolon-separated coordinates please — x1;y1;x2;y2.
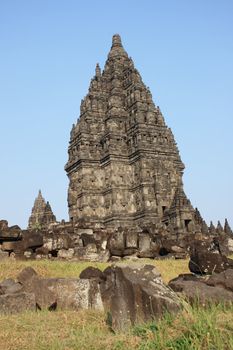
0;258;232;350
0;257;190;284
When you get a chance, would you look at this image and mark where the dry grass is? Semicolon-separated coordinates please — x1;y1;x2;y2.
0;257;190;284
0;303;232;350
0;259;109;281
0;309;139;350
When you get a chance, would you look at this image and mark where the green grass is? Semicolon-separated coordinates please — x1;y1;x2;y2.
0;258;232;350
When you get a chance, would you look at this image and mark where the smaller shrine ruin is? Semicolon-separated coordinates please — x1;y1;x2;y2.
28;190;56;230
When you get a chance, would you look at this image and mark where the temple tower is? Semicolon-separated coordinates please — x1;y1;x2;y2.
65;35;196;230
28;190;56;229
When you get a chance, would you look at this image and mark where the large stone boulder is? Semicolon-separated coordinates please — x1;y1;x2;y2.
0;292;36;314
22;231;43;250
100;263;181;331
206;269;233;291
43;233;74;252
0;278;23;294
74;245;109;262
17;267;103;311
57;248;74;259
47;278;103;310
1;231;43;255
0;221;21;241
168;271;233;305
0;220;8;231
17;267;56;309
189;241;233;274
79;266;104;280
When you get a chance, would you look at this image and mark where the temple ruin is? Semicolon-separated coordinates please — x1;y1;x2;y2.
28;190;56;229
0;34;232;262
65;34;196;234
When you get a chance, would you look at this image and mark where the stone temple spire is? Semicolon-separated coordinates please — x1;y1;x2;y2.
95;63;101;78
224;218;232;235
112;34;122;47
65;34;196;232
108;34;128;58
28;190;56;229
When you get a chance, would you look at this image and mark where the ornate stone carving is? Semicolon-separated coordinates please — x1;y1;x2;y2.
65;35;197;233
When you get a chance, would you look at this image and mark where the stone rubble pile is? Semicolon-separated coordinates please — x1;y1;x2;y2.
1;218;233;262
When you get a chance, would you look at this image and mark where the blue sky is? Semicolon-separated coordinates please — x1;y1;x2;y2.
0;0;232;229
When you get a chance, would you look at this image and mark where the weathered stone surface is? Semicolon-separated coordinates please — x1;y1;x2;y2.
100;263;181;331
226;238;233;253
80;267;104;280
77;229;94;235
22;231;43;249
218;236;233;255
17;268;56;309
17;267;103;310
80;233;96;247
0;220;8;231
1;231;43;254
43;234;73;251
57;248;74;259
189;241;233;274
125;231;138;249
138;234;151;252
0;279;23;294
28;190;56;229
0;292;36;314
108;230;125;256
1;241;24;252
138;234;154;258
47;278;104;310
17;267;38;285
35;246;50;256
110;256;122;262
65;34;198;235
24;250;33;258
168;271;233;305
224;219;233;235
0;221;21;240
206;269;233;291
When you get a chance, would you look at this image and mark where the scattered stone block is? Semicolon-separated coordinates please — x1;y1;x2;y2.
57;248;74;259
0;292;36;314
168;272;233;305
80;267;104;280
100;263;181;331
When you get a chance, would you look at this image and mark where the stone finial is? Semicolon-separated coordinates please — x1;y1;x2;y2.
209;221;216;235
95;63;101;77
201;221;209;235
224;218;232;235
112;34;122;47
194;207;203;225
216;220;224;234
